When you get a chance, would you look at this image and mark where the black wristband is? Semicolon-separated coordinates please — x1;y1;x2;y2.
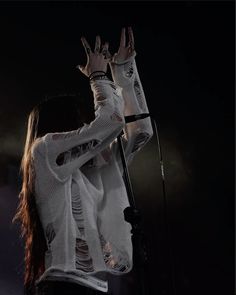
89;71;106;80
89;75;109;82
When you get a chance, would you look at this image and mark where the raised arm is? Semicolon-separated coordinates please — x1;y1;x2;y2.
109;27;153;163
32;35;125;182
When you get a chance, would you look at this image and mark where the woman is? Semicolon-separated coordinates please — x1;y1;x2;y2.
13;27;153;295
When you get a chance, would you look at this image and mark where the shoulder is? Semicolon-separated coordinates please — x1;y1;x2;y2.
31;136;45;158
31;132;62;157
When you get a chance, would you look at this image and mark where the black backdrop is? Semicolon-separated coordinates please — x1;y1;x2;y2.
0;1;234;295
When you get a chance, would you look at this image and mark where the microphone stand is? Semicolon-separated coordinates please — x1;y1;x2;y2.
117;113;150;295
119;114;177;295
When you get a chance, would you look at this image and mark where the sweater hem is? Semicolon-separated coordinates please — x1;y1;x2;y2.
35;268;108;293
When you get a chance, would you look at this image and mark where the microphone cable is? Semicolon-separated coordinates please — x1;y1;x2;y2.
151;117;177;295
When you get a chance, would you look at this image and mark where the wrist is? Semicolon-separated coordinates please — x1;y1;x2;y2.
89;71;106;81
90;75;109;83
110;57;137;88
110;51;136;65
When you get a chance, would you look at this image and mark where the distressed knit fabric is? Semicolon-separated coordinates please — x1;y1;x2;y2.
32;56;153;293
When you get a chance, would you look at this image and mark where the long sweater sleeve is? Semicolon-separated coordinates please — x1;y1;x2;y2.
32;79;125;182
110;53;153;163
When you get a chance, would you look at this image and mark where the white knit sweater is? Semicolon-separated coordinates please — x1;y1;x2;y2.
32;55;153;293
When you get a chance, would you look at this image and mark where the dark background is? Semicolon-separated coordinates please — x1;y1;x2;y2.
0;1;234;295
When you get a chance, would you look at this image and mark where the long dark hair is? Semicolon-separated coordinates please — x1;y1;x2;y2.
12;95;85;294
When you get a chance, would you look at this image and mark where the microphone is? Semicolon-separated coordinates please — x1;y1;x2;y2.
124;113;150;123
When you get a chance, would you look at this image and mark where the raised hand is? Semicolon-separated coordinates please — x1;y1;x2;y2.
77;35;110;77
111;27;136;64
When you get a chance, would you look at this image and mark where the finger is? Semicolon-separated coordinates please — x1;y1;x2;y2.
103;43;112;61
128;26;135;51
101;42;109;57
94;35;101;54
81;37;91;55
106;50;112;61
76;64;85;72
120;27;126;47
